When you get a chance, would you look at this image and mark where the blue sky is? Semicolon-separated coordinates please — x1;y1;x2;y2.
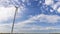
0;0;60;33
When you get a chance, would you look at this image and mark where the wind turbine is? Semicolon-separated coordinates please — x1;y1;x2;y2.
10;0;24;34
11;6;18;34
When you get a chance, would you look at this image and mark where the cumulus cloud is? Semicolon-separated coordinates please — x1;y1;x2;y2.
45;0;60;13
45;0;54;5
51;1;60;10
57;7;60;13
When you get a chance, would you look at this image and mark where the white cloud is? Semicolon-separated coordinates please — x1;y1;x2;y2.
0;14;60;33
40;14;60;23
45;0;54;5
0;22;60;33
51;4;58;10
10;14;60;33
15;14;60;28
0;23;12;33
0;6;15;22
0;0;22;7
0;0;60;33
22;0;25;2
13;22;60;33
51;2;60;10
0;5;25;33
45;0;60;13
57;7;60;13
25;14;60;23
0;0;12;7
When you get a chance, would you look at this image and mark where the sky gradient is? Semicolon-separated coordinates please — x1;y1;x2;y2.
0;0;60;33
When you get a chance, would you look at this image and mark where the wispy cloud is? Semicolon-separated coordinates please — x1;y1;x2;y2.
18;14;60;24
0;23;13;33
0;0;60;33
0;22;60;33
11;14;60;33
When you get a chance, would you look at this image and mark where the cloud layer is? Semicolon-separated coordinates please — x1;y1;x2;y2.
13;14;60;33
0;0;60;33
